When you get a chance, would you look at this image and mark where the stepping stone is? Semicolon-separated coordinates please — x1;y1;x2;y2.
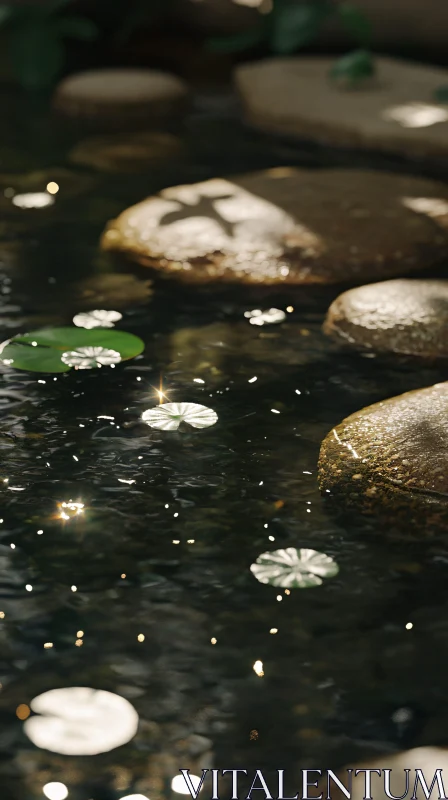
324;279;448;358
69;131;184;173
318;381;448;526
101;167;448;285
53;69;189;127
235;56;448;160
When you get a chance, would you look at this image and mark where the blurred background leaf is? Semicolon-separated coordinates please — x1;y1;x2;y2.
9;21;65;89
271;1;333;54
337;2;371;46
330;47;375;84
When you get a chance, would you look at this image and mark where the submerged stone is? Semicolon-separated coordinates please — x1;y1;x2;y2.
101;168;448;285
318;382;448;528
69;131;184;173
324;279;448;357
235;56;448;160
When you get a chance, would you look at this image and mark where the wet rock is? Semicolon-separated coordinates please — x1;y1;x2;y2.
318;382;448;527
101;168;448;285
323;279;448;357
53;68;189;129
69;131;185;173
235;56;448;160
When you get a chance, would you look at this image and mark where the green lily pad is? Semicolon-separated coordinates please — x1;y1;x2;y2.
1;342;71;373
15;328;144;360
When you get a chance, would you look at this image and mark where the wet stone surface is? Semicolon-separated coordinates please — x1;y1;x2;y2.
0;92;448;799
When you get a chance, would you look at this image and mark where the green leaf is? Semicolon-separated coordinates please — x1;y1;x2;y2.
338;2;371;46
9;22;64;89
54;15;98;41
271;1;332;54
15;328;144;360
434;85;448;103
1;343;70;373
206;26;266;54
330;48;375;85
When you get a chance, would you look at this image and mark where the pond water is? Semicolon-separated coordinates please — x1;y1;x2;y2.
1;89;448;800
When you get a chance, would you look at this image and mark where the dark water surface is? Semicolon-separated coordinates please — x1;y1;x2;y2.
1;89;448;800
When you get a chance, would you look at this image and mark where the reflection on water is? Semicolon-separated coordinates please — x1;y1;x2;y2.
0;93;448;800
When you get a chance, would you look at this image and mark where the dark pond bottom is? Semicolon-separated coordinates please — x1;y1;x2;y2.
0;89;448;800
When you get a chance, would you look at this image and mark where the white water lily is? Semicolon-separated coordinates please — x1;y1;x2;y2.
73;309;123;329
12;192;55;209
244;308;286;326
142;402;218;431
24;687;139;755
61;346;121;369
250;547;339;589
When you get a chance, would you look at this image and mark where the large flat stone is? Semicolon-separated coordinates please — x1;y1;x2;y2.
101;167;448;285
235;56;448;160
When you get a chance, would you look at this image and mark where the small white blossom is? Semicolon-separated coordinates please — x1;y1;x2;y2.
142;402;218;431
61;346;121;369
251;547;339;589
73;310;122;329
244;308;286;326
12;192;55;209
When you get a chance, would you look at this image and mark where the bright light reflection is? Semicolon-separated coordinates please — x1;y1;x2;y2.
171;775;202;795
12;192;55;209
382;102;448;128
58;501;84;520
401;196;448;218
43;782;68;800
46;182;60;195
253;660;264;677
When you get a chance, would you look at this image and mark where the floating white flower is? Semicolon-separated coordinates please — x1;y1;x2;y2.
61;346;121;369
244;308;286;326
24;687;139;755
250;547;339;589
73;309;123;329
142;402;218;431
12;192;55;209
